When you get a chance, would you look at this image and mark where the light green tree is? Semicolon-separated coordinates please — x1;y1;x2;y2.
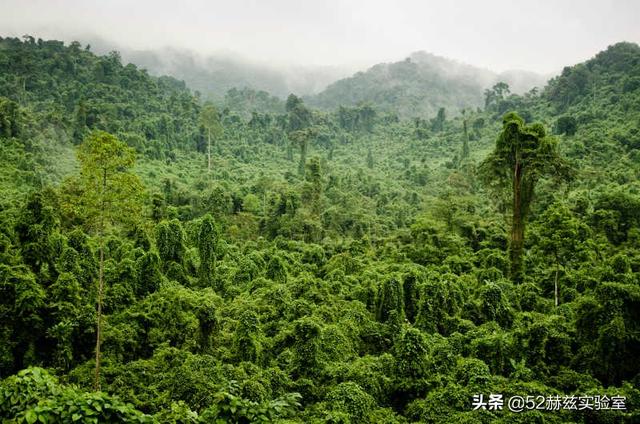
199;103;223;173
66;130;144;390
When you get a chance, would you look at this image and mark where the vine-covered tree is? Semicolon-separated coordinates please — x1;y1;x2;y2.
431;107;446;132
484;81;510;110
480;112;571;282
0;97;20;138
196;214;221;287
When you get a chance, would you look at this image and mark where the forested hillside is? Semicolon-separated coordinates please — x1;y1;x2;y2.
1;35;639;423
122;47;293;102
85;42;351;103
306;51;547;118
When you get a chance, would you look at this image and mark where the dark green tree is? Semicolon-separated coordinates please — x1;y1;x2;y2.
286;94;311;133
15;189;59;276
431;107;446;132
233;310;261;363
535;203;589;306
376;277;404;324
289;128;316;176
0;97;20;138
461;109;470;161
479;112;571;282
196;214;221;287
555;115;577;136
394;326;429;380
484;82;510;109
155;219;186;267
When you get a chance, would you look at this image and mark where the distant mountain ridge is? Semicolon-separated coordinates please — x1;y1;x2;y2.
80;36;351;102
69;35;549;118
79;35;548;117
121;48;357;101
306;51;549;118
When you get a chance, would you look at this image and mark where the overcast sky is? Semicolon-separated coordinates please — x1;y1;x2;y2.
1;0;639;73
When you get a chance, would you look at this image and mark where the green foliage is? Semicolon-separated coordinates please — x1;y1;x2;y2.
224;88;285;118
480;112;572;282
156;219;186;267
554;115;577;136
375;277;404;324
199;104;223;140
0;367;151;423
202;381;301;423
484;81;510;110
0;96;20;138
394;327;429;379
105;283;220;359
291;317;323;377
477;282;514;328
323;382;375;423
309;53;491;118
0;35;639;424
196;214;221;287
62;130;144;232
233;310;262;363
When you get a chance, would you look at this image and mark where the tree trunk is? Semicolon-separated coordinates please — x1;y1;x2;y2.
94;242;104;391
94;168;107;391
510;161;524;283
298;138;307;176
207;129;211;173
554;257;559;307
263;191;267;220
462;118;469;160
20;76;27;105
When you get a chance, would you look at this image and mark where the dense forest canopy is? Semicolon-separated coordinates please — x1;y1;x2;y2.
0;34;639;423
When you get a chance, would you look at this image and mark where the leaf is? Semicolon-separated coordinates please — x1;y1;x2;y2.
25;410;37;424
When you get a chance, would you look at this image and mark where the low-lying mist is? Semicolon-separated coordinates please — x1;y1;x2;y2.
78;33;549;107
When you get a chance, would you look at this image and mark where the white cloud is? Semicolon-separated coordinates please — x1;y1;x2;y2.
1;0;639;73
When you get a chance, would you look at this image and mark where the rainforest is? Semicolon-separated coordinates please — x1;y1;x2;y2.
0;9;640;424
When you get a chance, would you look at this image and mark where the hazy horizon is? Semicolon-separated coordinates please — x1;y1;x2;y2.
2;0;639;75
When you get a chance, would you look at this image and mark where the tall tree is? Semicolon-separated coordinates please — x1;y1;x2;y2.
461;109;470;161
289;128;316;176
68;130;144;390
484;82;510;109
431;107;446;132
285;94;311;133
0;97;20;138
366;147;374;169
358;103;376;132
199;103;223;173
285;95;313;175
479;112;571;282
197;214;221;287
302;156;323;216
535;203;589;306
